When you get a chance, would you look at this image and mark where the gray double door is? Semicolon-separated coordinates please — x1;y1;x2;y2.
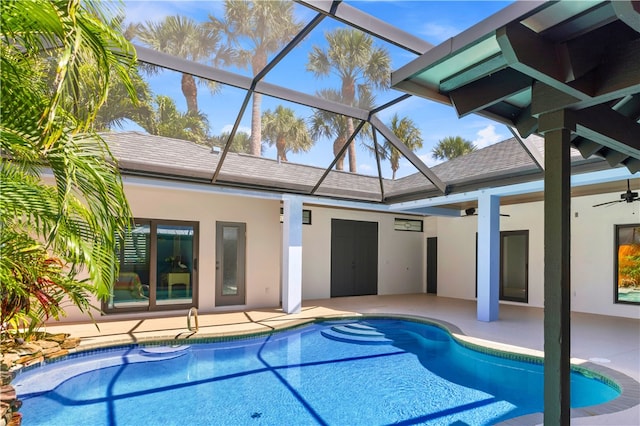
331;219;378;297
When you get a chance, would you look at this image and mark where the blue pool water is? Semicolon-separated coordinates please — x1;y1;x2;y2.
14;319;619;426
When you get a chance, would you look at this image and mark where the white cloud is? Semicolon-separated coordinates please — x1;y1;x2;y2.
473;125;503;149
220;125;251;136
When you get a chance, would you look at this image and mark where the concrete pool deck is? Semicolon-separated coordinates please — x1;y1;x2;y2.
36;294;640;425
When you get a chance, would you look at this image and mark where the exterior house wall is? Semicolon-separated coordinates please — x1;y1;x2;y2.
571;193;639;318
55;179;639;323
301;206;425;300
433;193;639;319
61;182;283;322
124;184;283;312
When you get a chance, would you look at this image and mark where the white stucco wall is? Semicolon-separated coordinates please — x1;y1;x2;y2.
54;178;639;323
60;181;283;322
433;192;639;319
301;206;425;300
127;183;283;312
571;193;639;318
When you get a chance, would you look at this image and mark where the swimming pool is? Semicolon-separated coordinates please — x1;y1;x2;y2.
14;318;620;425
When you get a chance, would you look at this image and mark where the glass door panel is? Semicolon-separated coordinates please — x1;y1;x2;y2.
110;222;150;309
216;222;246;306
222;227;238;296
156;224;195;305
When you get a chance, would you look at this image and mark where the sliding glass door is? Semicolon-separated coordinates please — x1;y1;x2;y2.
106;219;198;313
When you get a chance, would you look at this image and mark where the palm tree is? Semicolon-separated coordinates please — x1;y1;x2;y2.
432;136;477;160
219;0;303;156
307;28;391;172
150;96;210;144
209;131;253;154
310;89;372;171
92;66;156;133
309;107;350;171
381;114;423;180
1;0;136;331
90;17;155;132
262;105;313;162
137;15;232;114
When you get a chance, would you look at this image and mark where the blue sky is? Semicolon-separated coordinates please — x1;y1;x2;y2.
121;1;514;179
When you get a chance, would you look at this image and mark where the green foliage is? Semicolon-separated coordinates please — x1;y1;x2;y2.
209;131;254;154
149;95;210;144
262;106;313;162
92;65;156;133
309;88;373;171
620;248;640;287
432;136;477;161
137;14;232;114
0;232;95;336
381;114;423;180
1;0;136;336
219;0;303;156
307;28;390;172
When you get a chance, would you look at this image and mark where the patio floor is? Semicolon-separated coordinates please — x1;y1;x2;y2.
38;294;640;425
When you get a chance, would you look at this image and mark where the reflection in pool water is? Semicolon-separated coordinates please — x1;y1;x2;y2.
14;319;620;426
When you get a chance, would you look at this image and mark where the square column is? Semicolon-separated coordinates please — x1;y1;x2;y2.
477;193;500;322
281;195;303;314
543;128;572;425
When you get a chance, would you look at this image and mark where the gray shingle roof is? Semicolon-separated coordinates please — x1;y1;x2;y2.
102;131;609;204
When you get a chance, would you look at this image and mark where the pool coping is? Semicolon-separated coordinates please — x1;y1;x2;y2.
14;312;640;425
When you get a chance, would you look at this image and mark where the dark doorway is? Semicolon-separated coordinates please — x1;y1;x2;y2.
427;237;438;294
331;219;378;297
500;230;529;303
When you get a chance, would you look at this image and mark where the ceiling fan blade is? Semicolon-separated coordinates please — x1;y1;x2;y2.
592;199;625;207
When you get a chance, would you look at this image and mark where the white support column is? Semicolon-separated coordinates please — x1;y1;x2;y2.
281;195;303;314
477;193;500;322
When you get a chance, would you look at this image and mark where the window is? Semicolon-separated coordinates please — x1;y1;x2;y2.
394;218;423;232
279;208;312;225
105;219;198;313
475;230;529;303
615;224;640;304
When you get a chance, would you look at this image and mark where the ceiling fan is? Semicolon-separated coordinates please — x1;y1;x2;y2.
463;207;510;217
592;180;639;207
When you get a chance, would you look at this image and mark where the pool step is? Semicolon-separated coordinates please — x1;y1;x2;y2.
140;345;190;357
321;322;412;345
